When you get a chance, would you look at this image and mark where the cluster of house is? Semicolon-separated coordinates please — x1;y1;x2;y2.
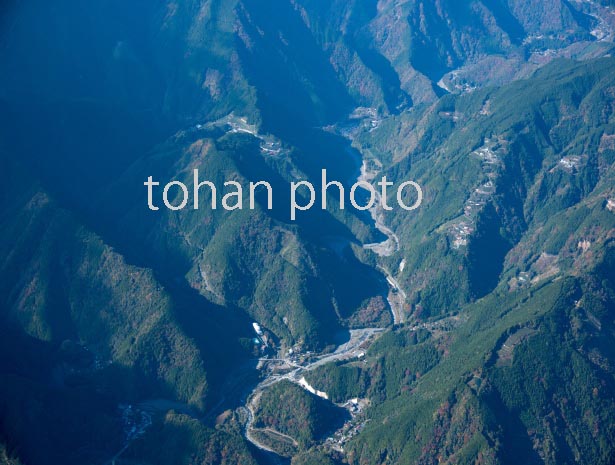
558;155;583;172
325;402;368;453
449;139;503;249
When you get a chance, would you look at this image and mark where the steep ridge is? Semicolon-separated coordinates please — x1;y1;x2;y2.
351;57;615;319
92;122;391;349
0;158;256;464
303;58;615;464
0;1;614;464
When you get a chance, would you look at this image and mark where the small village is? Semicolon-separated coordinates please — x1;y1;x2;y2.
449;137;505;249
325;399;370;453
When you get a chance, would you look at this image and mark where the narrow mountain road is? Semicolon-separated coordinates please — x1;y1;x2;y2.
241;328;383;453
378;266;407;325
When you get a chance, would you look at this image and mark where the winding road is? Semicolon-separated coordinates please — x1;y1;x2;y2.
241;328;384;453
241;117;407;456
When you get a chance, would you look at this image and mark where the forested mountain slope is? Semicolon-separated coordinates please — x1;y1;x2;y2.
0;1;614;464
306;58;615;465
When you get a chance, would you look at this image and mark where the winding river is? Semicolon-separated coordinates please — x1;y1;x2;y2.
240;121;407;458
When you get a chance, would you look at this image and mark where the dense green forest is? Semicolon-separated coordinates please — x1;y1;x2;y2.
1;0;614;464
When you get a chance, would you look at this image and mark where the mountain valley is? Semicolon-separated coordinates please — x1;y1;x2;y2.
1;1;615;464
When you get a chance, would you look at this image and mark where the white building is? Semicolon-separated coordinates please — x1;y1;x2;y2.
252;322;263;336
